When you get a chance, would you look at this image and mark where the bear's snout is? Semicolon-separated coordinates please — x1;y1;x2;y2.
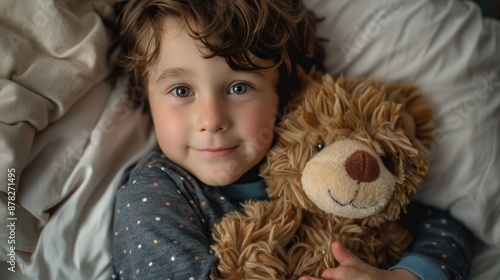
345;150;380;183
301;139;396;217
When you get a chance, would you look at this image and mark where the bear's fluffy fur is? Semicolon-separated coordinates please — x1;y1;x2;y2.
211;70;435;279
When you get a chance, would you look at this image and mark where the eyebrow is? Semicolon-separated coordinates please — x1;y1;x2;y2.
155;68;192;84
155;66;274;84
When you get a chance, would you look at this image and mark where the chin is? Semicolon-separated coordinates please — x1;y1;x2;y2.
197;172;241;187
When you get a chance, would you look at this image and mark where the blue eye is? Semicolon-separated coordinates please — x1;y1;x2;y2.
171;86;192;97
228;83;248;95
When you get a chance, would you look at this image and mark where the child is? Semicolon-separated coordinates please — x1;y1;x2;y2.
111;0;472;279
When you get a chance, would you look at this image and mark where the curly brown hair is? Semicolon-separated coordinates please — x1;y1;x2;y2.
113;0;324;112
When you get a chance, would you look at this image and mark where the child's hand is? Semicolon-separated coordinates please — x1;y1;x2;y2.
299;241;419;280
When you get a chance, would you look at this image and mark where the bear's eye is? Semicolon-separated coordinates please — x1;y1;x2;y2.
316;142;325;151
380;154;393;172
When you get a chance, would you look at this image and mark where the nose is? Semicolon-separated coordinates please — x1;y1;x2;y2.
344;150;380;183
196;97;230;133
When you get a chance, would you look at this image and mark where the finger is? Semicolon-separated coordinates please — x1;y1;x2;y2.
321;268;338;280
331;241;370;270
322;266;365;280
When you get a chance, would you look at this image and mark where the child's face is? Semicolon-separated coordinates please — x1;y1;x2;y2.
147;18;279;186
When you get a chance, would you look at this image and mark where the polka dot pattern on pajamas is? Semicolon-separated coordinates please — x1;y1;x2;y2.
397;202;473;280
111;150;238;279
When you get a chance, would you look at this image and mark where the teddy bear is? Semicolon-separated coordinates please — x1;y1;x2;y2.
211;69;435;280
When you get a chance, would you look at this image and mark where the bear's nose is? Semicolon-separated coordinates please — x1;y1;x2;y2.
345;150;380;183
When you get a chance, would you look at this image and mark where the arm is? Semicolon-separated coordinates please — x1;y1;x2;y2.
390;202;473;280
112;161;219;279
300;202;473;280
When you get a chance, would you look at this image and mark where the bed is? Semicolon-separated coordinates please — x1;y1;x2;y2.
0;0;498;279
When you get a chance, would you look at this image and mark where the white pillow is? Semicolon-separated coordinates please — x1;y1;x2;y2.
305;0;500;246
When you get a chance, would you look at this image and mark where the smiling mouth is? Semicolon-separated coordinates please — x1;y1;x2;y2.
195;146;239;158
327;189;369;209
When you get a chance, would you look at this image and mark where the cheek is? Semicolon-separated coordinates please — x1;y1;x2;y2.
150;107;186;149
242;102;277;153
250;118;275;148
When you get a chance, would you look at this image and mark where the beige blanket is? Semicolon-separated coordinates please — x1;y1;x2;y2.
0;1;155;279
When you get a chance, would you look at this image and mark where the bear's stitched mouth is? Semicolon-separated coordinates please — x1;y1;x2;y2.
327;189;371;210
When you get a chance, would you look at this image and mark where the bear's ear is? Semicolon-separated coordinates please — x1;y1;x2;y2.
380;83;435;144
395;86;435;178
404;92;435;148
